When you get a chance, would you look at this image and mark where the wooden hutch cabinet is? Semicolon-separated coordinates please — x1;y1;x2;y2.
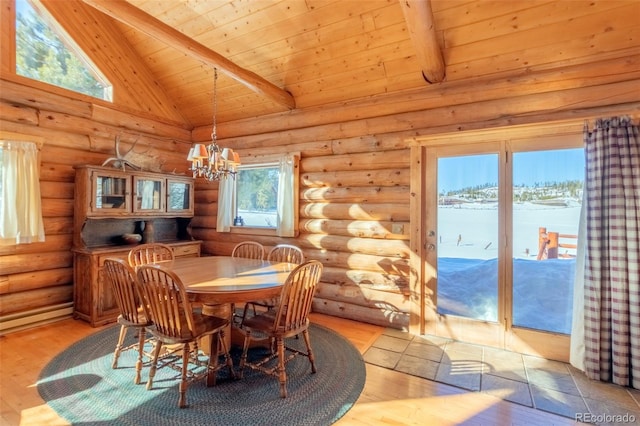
72;165;202;326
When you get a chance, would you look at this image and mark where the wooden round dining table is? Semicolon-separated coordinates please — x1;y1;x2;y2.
168;256;296;305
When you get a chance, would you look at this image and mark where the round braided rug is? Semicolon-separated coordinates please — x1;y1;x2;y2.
38;323;365;425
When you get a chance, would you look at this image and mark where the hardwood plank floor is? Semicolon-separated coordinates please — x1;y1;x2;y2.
0;313;581;425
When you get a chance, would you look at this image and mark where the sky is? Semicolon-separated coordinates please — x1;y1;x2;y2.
16;0;27;14
438;148;585;192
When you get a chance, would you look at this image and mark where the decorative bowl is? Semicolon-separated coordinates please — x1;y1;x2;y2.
121;233;142;245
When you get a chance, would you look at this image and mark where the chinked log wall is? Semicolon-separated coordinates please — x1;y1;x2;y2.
1;53;639;332
190;54;640;330
0;76;191;333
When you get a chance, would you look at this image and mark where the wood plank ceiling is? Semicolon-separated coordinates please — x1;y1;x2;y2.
42;0;640;130
111;0;430;128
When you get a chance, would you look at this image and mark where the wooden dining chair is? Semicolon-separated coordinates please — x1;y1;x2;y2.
238;260;323;398
227;241;265;323
103;258;153;384
136;264;236;408
241;244;305;321
267;244;305;264
231;241;265;260
127;243;175;268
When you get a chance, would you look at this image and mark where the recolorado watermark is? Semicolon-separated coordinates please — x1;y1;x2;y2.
575;413;636;424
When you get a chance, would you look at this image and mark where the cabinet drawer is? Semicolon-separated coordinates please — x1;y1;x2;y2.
173;244;201;257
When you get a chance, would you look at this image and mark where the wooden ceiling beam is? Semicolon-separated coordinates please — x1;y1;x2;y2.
398;0;445;83
81;0;296;110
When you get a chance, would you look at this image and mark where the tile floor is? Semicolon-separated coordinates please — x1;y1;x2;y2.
363;328;640;425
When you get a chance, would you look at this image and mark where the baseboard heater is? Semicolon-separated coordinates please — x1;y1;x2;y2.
0;303;74;335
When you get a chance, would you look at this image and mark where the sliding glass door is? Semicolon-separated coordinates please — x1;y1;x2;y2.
423;136;583;360
437;154;500;318
424;142;505;348
508;145;583;359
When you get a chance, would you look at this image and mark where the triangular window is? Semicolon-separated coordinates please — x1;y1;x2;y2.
15;0;112;101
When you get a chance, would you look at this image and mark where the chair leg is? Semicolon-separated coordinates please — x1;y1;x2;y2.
134;327;146;384
238;330;252;379
146;340;163;391
302;329;317;374
276;337;287;398
219;329;236;380
206;329;236;387
207;332;220;387
112;325;127;369
179;344;189;408
241;304;251;325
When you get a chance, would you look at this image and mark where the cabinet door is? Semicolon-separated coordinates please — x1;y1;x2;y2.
167;177;194;215
97;266;120;321
91;171;131;215
96;252;129;324
133;175;165;214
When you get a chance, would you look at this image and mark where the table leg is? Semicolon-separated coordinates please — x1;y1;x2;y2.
201;303;231;355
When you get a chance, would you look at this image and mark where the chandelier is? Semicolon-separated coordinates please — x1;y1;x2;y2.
187;68;240;181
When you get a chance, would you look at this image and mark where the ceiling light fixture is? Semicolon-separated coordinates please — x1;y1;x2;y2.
187;68;240;181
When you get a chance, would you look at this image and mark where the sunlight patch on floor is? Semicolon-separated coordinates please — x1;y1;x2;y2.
338;393;504;425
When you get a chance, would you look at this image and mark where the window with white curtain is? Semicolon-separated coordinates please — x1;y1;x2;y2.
235;162;280;228
217;153;299;237
0;139;45;245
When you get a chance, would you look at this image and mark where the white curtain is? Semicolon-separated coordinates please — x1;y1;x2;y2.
276;154;296;237
1;140;45;245
216;177;234;232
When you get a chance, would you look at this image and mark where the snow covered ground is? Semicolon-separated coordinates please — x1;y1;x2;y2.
437;202;581;334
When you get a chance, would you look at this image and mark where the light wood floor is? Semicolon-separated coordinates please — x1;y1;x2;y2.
0;313;581;425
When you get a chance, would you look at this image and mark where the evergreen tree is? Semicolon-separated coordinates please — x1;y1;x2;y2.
15;1;107;99
237;167;278;212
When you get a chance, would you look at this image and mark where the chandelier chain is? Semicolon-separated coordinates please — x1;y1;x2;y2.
212;68;217;143
186;67;239;181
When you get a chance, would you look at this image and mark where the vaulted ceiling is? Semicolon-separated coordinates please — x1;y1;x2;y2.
37;0;640;130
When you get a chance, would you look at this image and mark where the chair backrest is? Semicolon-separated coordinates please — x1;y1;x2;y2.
271;260;323;334
128;243;175;268
136;264;197;340
103;258;148;325
267;244;305;265
231;241;265;260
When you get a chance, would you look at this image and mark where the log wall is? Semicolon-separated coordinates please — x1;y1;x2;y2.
1;51;639;332
0;75;191;332
192;54;640;329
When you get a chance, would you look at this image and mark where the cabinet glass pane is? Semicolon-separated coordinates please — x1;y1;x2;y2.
95;176;127;210
168;181;191;211
136;179;162;210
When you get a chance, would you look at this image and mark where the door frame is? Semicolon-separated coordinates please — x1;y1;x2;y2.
424;141;506;349
408;120;584;362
